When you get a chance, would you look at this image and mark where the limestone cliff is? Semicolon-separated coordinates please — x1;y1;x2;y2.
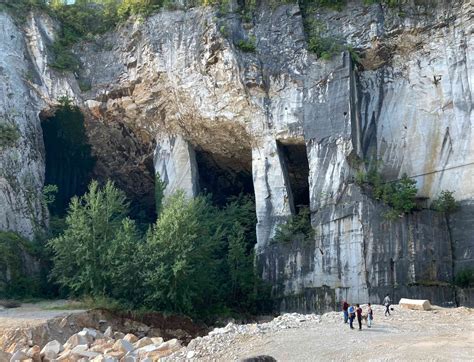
0;0;472;308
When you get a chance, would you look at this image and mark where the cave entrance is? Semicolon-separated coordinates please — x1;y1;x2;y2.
41;102;95;216
195;149;254;207
277;141;310;214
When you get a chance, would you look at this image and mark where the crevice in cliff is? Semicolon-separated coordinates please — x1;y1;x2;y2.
40;105;95;216
195;149;254;206
276;141;310;214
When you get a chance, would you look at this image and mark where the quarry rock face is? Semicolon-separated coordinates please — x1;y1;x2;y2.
0;1;472;309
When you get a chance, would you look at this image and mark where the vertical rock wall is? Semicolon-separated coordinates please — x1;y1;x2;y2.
0;1;472;308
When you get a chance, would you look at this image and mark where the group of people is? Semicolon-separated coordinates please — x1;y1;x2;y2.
341;294;392;331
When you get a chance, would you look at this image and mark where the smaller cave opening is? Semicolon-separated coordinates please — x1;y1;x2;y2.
277;141;310;214
41;103;95;216
195;149;254;207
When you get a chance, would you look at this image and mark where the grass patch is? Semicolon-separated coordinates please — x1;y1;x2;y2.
42;296;122;311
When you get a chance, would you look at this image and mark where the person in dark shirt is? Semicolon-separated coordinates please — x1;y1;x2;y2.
342;300;349;323
356;304;363;330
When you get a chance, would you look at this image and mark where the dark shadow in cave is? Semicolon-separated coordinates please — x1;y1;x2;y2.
277;141;310;214
195;149;254;207
41;104;95;216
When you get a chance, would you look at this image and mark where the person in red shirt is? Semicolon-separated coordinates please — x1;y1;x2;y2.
356;304;363;330
342;301;349;323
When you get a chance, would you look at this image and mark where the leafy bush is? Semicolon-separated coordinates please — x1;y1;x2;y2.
42;184;58;208
0;0;48;23
272;207;314;244
363;0;406;7
454;269;474;288
431;190;459;214
383;174;417;214
0;123;20;148
302;17;343;59
117;0;162;20
48;1;120;71
356;164;418;219
308;34;343;60
0;231;43;299
235;36;256;52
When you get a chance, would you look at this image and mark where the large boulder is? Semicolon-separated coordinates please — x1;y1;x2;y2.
399;298;432;311
64;334;91;350
132;337;153;350
40;340;63;361
123;334;138;344
112;340;134;354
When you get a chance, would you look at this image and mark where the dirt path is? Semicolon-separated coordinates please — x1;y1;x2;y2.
0;300;85;330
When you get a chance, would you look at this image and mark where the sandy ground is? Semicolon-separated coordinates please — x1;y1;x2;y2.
215;305;474;361
0;300;85;330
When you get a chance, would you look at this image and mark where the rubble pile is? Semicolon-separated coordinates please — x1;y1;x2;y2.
167;313;322;360
1;327;181;362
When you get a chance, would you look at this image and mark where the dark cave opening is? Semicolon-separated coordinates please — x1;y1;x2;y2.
195;149;254;207
277;141;310;214
41;104;95;216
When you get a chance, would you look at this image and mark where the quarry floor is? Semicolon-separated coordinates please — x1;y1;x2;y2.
1;302;473;361
174;305;474;361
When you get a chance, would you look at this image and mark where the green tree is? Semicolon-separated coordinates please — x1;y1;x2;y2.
227;223;254;307
48;180;138;296
154;174;166;217
106;218;143;305
386;174;417;213
143;192;222;316
432;190;459;214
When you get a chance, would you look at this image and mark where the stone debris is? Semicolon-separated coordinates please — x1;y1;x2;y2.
165;313;322;361
4;305;462;361
1;327;184;362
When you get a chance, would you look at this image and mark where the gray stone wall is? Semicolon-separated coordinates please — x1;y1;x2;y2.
0;1;471;308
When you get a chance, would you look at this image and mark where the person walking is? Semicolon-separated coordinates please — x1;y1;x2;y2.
356;304;363;330
383;294;391;316
367;303;373;328
348;304;355;329
342;300;349;324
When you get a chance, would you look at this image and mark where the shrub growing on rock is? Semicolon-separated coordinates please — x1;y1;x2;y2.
0;123;20;148
431;190;459;214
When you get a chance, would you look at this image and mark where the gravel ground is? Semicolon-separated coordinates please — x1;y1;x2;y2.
1;303;472;361
169;305;474;361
